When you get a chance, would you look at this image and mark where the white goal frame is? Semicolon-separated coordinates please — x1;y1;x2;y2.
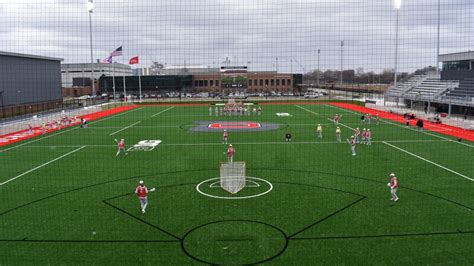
219;161;246;194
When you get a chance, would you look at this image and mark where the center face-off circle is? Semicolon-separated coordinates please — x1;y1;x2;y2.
182;220;288;265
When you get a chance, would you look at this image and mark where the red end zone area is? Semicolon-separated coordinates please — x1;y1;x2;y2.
208;122;261;129
329;102;474;142
0;105;138;147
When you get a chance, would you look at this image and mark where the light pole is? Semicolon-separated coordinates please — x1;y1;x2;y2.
436;0;440;75
87;0;95;96
317;49;321;87
340;41;344;86
394;0;401;91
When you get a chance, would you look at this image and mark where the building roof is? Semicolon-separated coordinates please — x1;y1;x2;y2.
0;51;63;62
438;51;474;62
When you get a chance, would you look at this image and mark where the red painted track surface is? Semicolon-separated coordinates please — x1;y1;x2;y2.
329;102;474;142
0;105;138;147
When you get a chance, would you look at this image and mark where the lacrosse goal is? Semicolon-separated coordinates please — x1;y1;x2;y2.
220;161;246;194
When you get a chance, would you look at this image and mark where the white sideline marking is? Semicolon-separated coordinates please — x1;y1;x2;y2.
109;121;141;136
151;106;175;117
325;104;474;148
295;105;318;115
382;141;473;182
0;146;86;186
83;125;180;129
0;107;143;153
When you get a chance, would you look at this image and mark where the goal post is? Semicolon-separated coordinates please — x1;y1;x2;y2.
220;161;246;194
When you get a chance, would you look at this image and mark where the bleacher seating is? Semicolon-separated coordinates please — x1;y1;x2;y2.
405;78;459;98
444;78;474;98
385;75;427;97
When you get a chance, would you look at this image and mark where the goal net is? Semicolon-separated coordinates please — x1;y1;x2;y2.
220;161;246;194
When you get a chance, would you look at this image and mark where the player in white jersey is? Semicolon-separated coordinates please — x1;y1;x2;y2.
223;129;228;144
354;128;361;143
387;173;399;202
336;127;341;142
346;136;356;156
209;106;213;116
316;124;323;139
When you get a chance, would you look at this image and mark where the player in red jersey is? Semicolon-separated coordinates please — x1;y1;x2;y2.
115;139;128;157
366;129;372;145
135;180;148;213
387;173;399;202
227;144;235;163
346;136;356;156
361;128;367;144
223;129;228;144
333;114;341;125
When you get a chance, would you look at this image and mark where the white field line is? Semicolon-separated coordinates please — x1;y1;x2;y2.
295;105;319;115
109;121;142;136
325;118;355;131
0;127;79;153
382;141;473;182
0;107;144;153
14;139;451;149
151;106;175;117
84;125;181;129
325;104;474;148
0;146;86;186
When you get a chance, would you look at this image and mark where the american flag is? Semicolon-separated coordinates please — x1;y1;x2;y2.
102;56;112;64
109;46;123;57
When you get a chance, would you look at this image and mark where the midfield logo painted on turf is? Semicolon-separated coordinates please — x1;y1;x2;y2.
127;140;162;151
276;113;292;117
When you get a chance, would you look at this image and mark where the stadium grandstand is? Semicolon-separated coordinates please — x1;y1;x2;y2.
385;51;474;118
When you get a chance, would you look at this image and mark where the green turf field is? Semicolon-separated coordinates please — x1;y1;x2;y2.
0;103;473;265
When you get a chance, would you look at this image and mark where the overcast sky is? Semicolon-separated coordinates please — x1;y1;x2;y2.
0;0;472;73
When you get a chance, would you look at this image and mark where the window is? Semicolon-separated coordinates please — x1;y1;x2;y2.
260;79;263;86
210;80;214;86
215;80;219;86
204;80;208;87
249;79;252;86
282;79;286;86
276;79;280;86
270;79;274;86
199;80;204;87
194;80;199;87
287;79;291;86
265;79;269;85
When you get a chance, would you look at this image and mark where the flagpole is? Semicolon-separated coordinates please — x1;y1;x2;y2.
112;60;116;103
139;69;142;103
122;54;126;103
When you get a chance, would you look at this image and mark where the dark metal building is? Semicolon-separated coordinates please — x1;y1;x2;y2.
0;51;62;107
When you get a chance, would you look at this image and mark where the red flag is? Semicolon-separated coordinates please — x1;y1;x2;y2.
129;56;139;65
